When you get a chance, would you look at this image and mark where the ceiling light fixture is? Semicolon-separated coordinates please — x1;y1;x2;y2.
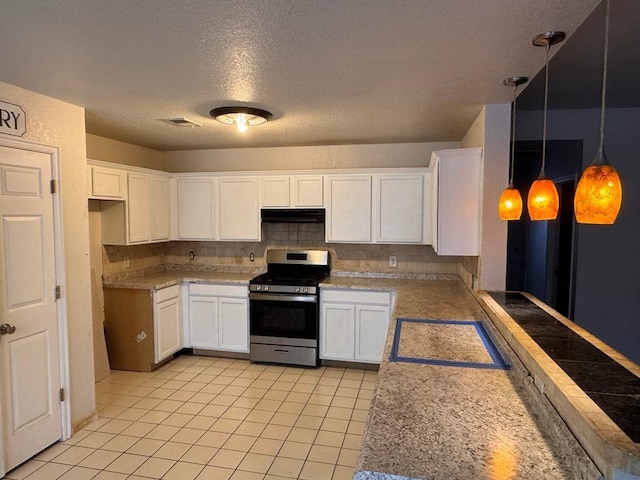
574;0;622;224
498;76;528;221
209;106;273;133
527;31;565;222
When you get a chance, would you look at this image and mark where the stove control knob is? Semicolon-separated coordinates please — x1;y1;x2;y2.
303;287;309;293
264;286;269;291
255;285;261;291
296;287;301;293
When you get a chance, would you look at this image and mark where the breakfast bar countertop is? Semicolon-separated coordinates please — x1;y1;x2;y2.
319;276;601;480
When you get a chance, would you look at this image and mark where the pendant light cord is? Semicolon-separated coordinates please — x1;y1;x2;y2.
598;0;610;153
509;85;517;186
541;43;550;173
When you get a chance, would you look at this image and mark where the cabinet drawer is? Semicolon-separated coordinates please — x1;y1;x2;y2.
321;288;391;305
155;284;180;303
189;283;247;298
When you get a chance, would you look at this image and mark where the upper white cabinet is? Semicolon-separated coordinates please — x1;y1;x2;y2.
218;177;260;241
374;173;430;244
292;175;323;207
325;175;372;243
260;174;323;208
101;170;171;245
431;148;482;256
176;177;216;240
149;175;170;241
326;172;431;245
88;165;126;199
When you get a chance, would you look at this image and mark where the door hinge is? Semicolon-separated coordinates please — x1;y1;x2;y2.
59;388;65;402
50;179;57;194
55;285;61;300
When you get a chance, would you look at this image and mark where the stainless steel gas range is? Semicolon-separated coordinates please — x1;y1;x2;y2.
248;250;330;367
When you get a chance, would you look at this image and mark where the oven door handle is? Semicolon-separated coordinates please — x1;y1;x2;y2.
249;292;317;303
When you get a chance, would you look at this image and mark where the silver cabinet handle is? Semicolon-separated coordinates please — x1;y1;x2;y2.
0;324;16;335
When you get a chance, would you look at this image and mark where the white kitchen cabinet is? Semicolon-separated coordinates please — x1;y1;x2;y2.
217;176;260;241
88;164;126;199
431;148;482;255
127;172;150;243
261;176;291;207
188;283;249;353
292;175;323;207
320;288;393;363
260;175;324;208
325;175;372;243
176;177;216;240
101;171;171;245
374;173;429;244
149;174;170;241
153;285;183;363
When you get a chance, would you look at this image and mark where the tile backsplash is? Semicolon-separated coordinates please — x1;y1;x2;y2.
104;223;474;279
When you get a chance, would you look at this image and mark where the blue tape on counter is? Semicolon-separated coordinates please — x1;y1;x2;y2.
389;318;509;370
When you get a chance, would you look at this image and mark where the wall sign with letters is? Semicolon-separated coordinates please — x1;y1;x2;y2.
0;99;26;137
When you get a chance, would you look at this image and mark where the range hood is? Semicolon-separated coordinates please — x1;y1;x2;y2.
261;208;325;223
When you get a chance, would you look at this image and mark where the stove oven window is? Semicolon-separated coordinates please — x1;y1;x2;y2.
250;297;318;339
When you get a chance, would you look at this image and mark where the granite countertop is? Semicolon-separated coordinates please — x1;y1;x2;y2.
102;265;262;290
324;277;600;480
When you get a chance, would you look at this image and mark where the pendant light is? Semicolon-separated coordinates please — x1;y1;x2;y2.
527;31;565;221
498;76;528;220
574;0;622;224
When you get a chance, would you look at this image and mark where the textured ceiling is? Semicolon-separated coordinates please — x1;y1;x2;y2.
0;0;601;151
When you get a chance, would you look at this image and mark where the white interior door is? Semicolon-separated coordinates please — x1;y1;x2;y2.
0;145;62;474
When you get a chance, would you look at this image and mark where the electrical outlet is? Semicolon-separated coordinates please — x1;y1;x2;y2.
124;256;130;268
250;253;255;262
189;251;195;261
389;255;397;268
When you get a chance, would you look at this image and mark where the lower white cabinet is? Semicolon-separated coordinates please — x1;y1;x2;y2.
188;283;249;353
153;285;183;363
320;289;393;364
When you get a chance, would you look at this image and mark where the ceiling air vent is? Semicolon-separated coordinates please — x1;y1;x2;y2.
162;117;202;127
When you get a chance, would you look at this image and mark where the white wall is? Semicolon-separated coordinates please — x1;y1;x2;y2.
517;108;640;364
462;104;511;291
165;142;459;173
0;81;95;427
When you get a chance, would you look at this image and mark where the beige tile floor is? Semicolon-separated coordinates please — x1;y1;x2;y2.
4;356;377;480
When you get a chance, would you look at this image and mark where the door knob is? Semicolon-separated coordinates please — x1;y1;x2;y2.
0;324;16;335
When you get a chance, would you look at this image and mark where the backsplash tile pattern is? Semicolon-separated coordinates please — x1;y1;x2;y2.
104;224;474;279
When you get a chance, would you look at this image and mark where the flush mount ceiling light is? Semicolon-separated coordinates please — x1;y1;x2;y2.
527;31;565;222
209;106;273;133
574;0;622;224
498;76;528;221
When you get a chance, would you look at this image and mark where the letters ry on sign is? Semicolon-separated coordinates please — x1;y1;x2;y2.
0;100;26;137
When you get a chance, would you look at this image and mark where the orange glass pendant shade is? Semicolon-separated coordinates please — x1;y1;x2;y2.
527;177;559;221
498;186;523;220
574;155;622;224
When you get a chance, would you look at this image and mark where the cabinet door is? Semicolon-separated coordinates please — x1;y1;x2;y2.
355;305;390;363
325;175;372;243
218;297;249;352
155;295;182;363
149;175;170;241
293;175;323;207
91;165;126;199
218;177;260;241
177;178;216;240
128;173;150;243
433;148;482;255
261;176;290;207
374;174;424;243
320;303;356;360
189;296;219;349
